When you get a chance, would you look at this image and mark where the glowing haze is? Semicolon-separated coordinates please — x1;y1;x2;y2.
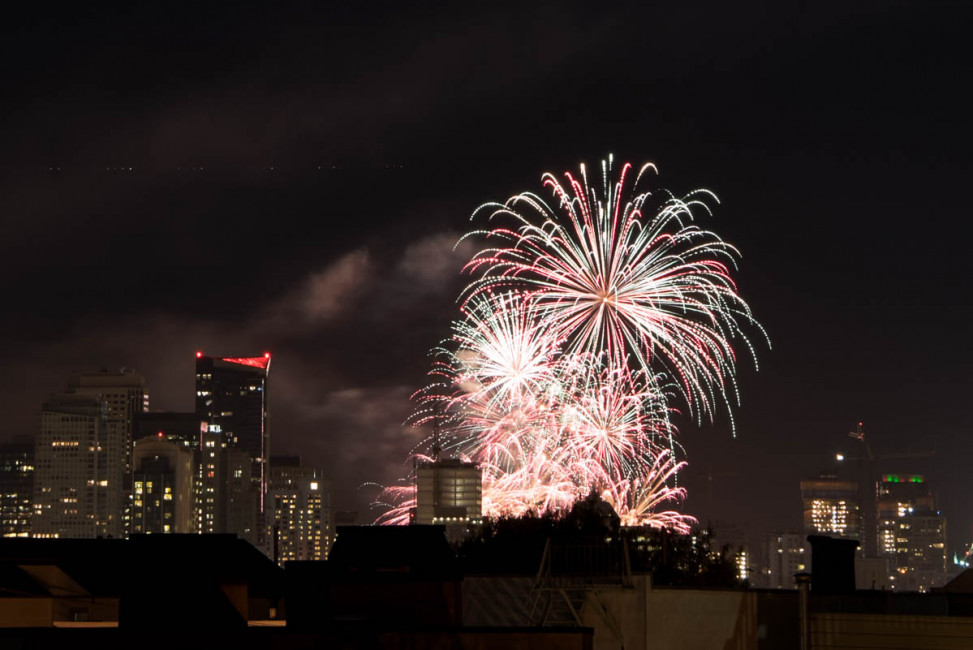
375;156;765;530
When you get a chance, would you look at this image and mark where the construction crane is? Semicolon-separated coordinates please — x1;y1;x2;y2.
840;422;934;556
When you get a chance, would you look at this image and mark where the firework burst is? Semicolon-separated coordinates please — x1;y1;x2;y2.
463;155;764;422
374;156;764;529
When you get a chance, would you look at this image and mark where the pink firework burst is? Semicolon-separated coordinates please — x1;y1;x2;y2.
374;156;764;529
463;155;765;423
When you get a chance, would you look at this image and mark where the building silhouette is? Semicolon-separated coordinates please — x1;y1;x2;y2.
225;447;255;543
760;531;809;589
139;411;225;535
800;474;861;541
65;370;148;535
66;370;148;478
194;353;270;545
32;393;124;538
877;473;948;591
131;435;194;534
267;456;333;564
415;458;482;534
139;411;254;538
0;436;33;538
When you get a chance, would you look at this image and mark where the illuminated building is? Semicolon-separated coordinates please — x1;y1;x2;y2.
67;370;148;478
709;520;752;584
762;531;809;589
67;370;148;536
32;393;124;538
196;424;225;534
225;448;255;543
415;458;482;528
877;474;948;592
800;474;861;541
735;546;751;584
140;412;239;537
140;411;215;533
0;436;34;537
131;435;194;534
267;457;333;564
195;353;269;544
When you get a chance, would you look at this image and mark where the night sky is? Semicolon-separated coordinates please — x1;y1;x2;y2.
3;3;971;555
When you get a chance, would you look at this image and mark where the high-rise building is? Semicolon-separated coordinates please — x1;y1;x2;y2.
0;436;34;537
800;474;861;541
32;393;124;538
67;370;148;474
67;369;148;534
196;425;226;535
194;354;270;541
131;434;194;534
761;531;809;589
225;447;255;544
140;411;220;534
267;456;333;565
414;458;482;528
877;474;948;592
139;412;236;536
710;520;753;584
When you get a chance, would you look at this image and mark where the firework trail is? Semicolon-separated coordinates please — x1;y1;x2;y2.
374;156;763;529
463;156;763;422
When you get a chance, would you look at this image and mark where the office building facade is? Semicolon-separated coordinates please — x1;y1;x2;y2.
67;370;148;474
267;457;333;564
195;354;270;545
760;531;809;589
32;393;124;538
0;437;34;537
131;435;195;534
195;355;269;496
415;459;482;527
800;475;861;541
877;474;948;592
67;370;148;535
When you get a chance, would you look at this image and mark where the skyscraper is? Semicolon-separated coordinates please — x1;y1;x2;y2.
0;436;34;537
194;353;270;542
67;369;148;535
67;369;148;478
415;458;482;529
33;393;124;538
800;474;862;541
139;411;220;534
761;531;809;589
132;434;194;534
877;474;948;592
267;456;333;564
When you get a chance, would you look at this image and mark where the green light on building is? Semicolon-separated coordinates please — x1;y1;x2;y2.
881;474;923;484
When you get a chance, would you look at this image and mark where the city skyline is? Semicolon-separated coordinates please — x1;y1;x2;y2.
1;3;971;554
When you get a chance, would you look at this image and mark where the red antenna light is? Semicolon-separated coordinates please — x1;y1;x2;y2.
196;351;203;358
264;352;271;358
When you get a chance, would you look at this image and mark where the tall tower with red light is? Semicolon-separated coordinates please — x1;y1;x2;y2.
194;352;271;542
